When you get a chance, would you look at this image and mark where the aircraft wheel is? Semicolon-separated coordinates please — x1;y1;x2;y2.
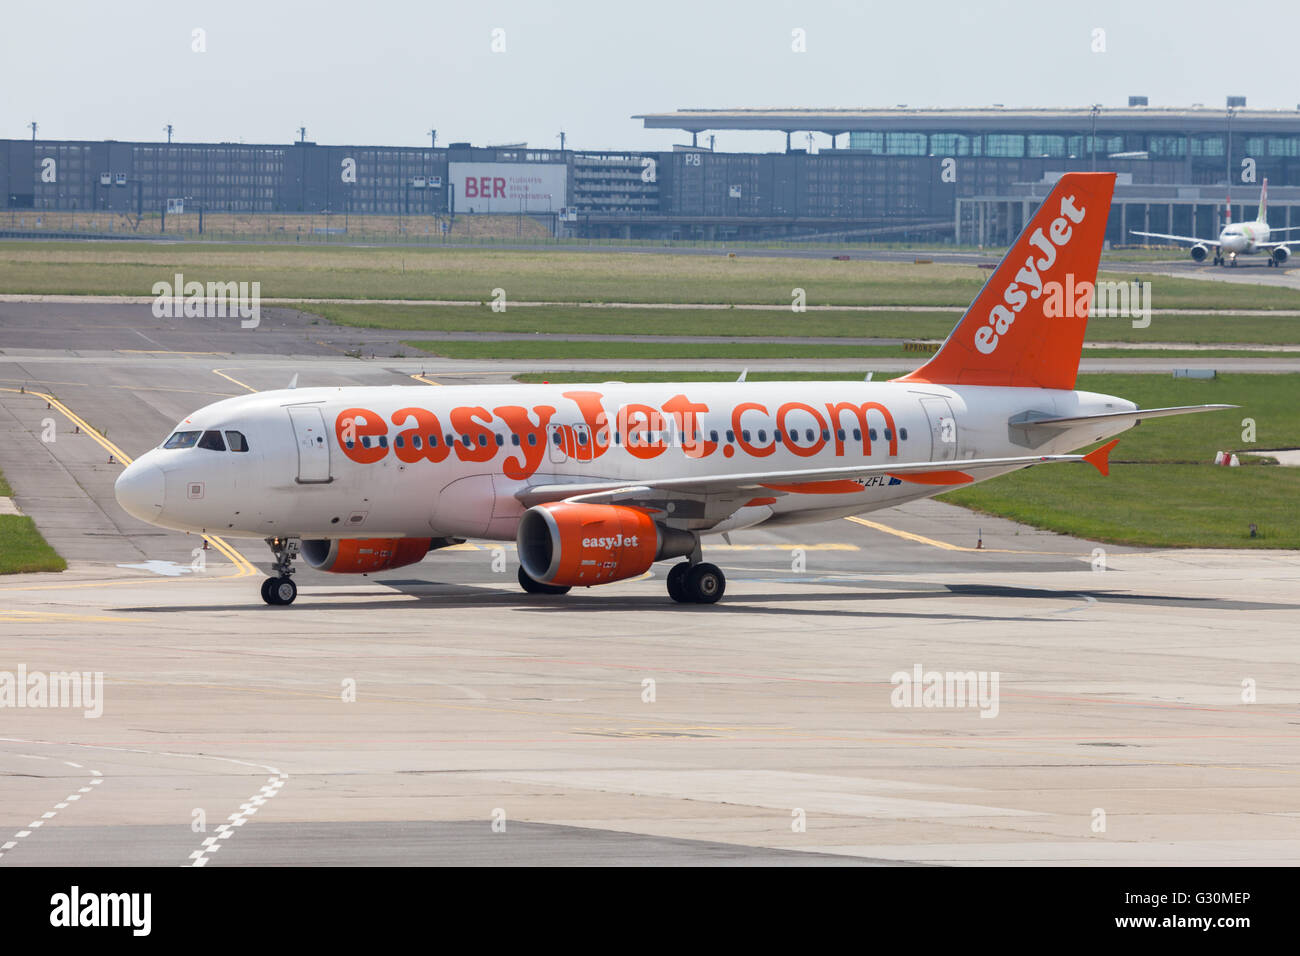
266;576;297;605
666;562;691;603
518;566;570;595
686;563;725;605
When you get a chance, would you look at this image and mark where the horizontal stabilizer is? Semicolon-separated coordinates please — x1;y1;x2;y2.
1019;404;1236;428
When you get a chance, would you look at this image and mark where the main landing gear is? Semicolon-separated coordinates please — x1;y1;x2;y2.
666;560;725;605
261;537;299;606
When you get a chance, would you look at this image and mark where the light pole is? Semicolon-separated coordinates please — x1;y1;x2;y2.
29;120;37;142
1089;104;1101;171
164;123;173;143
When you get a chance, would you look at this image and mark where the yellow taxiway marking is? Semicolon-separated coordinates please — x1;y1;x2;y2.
0;609;137;623
845;515;985;552
0;387;258;580
844;515;1080;557
410;373;442;386
211;369;258;393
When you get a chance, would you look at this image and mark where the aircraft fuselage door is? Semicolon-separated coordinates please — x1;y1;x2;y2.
288;405;332;483
920;398;958;462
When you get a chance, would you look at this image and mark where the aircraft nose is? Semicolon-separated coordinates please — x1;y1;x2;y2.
114;460;165;522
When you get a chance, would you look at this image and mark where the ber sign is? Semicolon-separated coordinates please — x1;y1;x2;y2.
449;162;568;214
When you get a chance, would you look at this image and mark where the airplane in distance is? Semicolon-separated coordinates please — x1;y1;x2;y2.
116;172;1233;606
1130;178;1300;266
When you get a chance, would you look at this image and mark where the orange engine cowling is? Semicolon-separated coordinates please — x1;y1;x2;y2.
516;502;695;588
300;537;432;574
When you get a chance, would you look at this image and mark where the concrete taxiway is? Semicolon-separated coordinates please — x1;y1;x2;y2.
0;299;1297;866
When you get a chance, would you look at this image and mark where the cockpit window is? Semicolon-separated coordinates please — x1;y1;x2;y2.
198;430;226;451
163;431;201;449
225;430;249;452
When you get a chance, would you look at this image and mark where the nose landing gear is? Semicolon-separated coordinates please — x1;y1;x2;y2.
262;537;300;605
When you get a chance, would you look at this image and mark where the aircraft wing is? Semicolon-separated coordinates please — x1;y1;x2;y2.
1129;230;1220;246
1256;239;1300;249
516;444;1119;509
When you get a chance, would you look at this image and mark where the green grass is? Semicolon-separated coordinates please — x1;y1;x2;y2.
940;466;1299;549
405;338;1282;361
3;241;1299;310
0;516;67;573
405;340;929;360
940;373;1297;548
314;302;1300;346
0;466;65;573
315;303;961;337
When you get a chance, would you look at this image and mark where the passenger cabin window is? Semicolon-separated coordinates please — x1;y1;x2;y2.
900;428;909;440
163;431;200;449
225;431;249;452
197;430;226;451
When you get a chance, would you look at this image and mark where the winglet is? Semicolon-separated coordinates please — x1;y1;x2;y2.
1083;439;1119;476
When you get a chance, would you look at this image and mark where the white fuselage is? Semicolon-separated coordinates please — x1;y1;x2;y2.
1219;220;1269;255
115;381;1137;542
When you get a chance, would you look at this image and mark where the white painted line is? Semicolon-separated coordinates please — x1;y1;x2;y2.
0;752;102;864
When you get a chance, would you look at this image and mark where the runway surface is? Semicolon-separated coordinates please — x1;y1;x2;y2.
1;298;1298;866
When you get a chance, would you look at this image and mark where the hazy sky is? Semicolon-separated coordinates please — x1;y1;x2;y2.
5;0;1299;153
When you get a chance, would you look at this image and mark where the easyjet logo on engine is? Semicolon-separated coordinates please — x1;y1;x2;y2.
974;193;1087;356
335;390;900;481
582;534;640;550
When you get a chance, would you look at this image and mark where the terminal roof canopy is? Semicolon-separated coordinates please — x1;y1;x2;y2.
635;107;1300;135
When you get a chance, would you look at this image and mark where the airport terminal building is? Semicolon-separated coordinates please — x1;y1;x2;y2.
5;105;1300;243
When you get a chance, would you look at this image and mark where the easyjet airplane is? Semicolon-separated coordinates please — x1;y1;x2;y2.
115;172;1231;606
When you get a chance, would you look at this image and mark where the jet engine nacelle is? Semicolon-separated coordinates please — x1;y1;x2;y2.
1272;246;1290;265
517;502;695;587
1190;244;1209;262
300;537;432;573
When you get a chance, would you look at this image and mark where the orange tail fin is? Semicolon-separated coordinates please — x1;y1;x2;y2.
899;172;1116;390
